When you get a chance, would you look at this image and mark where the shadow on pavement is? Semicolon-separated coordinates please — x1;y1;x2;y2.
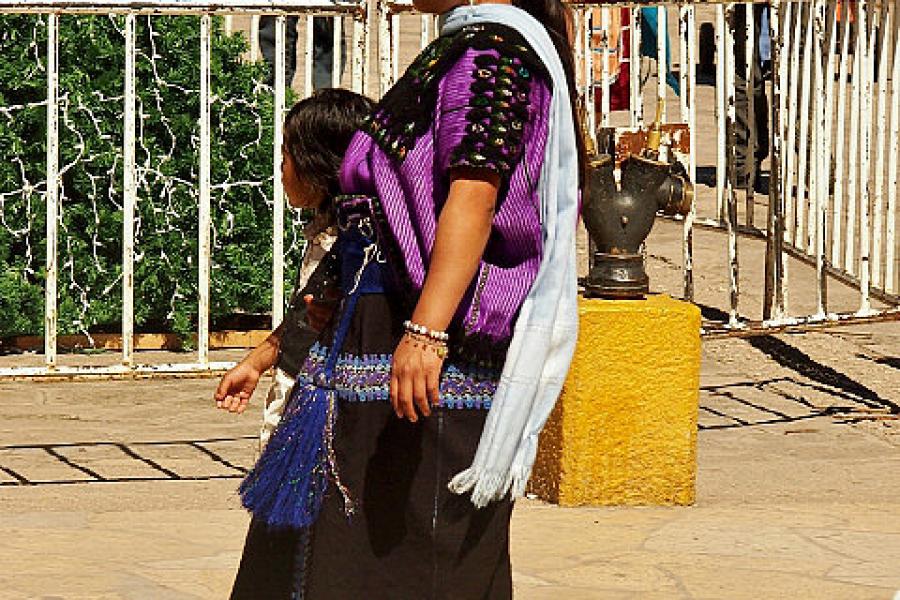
746;334;897;412
699;304;899;431
0;435;254;486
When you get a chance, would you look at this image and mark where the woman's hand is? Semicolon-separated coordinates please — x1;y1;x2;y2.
390;334;445;422
388;171;498;422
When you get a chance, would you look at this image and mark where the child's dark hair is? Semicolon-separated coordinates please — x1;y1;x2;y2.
283;88;375;203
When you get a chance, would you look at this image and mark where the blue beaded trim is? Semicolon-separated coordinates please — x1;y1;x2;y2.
298;342;499;410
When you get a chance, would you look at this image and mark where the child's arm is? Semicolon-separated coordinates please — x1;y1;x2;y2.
215;324;284;414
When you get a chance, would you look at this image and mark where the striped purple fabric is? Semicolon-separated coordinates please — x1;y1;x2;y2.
339;44;552;348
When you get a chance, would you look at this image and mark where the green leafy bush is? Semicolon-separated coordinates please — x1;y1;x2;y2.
0;14;299;341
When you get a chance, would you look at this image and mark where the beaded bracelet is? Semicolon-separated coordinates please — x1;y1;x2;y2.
403;331;448;359
402;320;449;342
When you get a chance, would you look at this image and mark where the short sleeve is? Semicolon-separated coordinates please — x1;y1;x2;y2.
436;46;539;179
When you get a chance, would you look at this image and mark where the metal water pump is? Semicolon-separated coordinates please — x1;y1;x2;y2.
582;105;693;299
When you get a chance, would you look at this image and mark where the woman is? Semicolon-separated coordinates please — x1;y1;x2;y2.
237;0;584;596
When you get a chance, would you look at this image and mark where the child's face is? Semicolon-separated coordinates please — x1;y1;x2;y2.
282;147;326;210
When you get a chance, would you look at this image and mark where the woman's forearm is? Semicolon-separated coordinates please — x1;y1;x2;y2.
411;175;499;331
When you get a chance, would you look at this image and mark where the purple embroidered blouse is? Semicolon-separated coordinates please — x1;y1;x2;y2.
339;24;552;362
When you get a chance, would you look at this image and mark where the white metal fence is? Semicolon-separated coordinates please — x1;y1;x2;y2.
769;1;900;321
567;1;900;337
0;0;898;379
0;1;370;378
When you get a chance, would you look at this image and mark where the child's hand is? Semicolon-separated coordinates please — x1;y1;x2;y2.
304;290;340;332
304;297;334;332
215;361;262;415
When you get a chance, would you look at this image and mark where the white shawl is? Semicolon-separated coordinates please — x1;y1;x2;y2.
442;5;580;507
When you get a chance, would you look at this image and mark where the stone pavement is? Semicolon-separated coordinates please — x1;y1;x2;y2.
1;244;898;599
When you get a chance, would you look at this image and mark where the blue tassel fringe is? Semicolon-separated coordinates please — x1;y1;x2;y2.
238;382;332;529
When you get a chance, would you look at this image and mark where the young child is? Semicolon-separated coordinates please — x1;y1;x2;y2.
214;88;374;449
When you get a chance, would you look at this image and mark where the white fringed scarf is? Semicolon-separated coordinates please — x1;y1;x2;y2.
442;5;580;507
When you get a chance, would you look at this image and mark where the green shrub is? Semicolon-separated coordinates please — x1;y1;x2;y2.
0;14;299;341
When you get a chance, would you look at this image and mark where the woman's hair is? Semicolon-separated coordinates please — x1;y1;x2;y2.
283;88;375;201
511;0;587;187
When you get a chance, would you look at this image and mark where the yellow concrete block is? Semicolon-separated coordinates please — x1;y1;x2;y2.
528;294;701;506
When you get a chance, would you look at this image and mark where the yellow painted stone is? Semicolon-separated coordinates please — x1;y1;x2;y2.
528;294;701;506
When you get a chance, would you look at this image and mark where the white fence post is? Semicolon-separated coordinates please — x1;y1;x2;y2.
715;3;726;222
845;1;862;273
872;4;891;291
45;12;60;370
724;2;740;327
352;4;367;94
123;12;137;366
378;0;391;96
744;2;755;226
656;5;667;120
273;14;287;332
681;4;696;302
630;6;643;128
858;0;874;315
304;14;314;97
332;14;343;88
765;0;786;321
815;0;835;318
250;15;260;62
198;13;212;366
887;2;900;295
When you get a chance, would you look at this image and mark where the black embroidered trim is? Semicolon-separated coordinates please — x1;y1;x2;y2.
361;34;454;162
447;47;534;176
448;329;511;369
361;23;548;166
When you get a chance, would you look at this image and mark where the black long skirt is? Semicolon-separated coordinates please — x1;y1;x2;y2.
230;294;513;600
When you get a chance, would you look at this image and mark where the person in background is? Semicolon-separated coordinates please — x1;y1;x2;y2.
591;8;681;117
734;3;770;192
258;16;343;89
